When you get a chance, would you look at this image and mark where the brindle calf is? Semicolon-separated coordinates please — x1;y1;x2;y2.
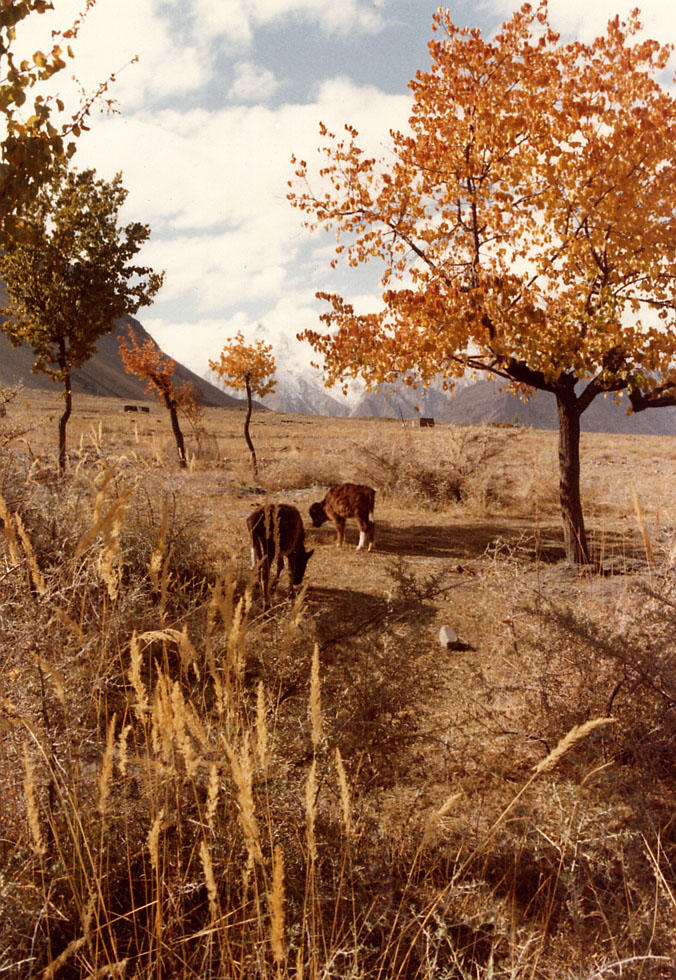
247;503;314;608
309;483;375;551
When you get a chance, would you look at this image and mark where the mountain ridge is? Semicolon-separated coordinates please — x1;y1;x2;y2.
3;292;676;434
0;309;242;410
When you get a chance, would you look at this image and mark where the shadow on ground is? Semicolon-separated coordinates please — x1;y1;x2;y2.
308;520;644;565
306;584;437;650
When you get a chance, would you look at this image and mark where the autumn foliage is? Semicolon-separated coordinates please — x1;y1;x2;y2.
290;2;676;563
120;329;200;468
210;331;276;477
0;1;116;242
209;331;277;401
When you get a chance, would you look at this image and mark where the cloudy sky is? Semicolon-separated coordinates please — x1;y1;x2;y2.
15;0;676;382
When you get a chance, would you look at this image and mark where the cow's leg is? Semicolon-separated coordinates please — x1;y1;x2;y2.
333;516;346;547
287;555;296;601
270;552;284;593
356;526;367;551
355;511;370;551
259;557;271;609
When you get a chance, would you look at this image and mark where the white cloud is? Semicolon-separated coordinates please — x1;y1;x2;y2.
193;0;253;46
192;0;387;46
13;0;210;113
79;77;410;235
228;62;281;102
144;294;324;375
141;231;290;312
72;76;411;372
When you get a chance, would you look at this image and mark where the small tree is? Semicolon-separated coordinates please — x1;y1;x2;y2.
290;4;676;565
119;329;200;469
0;166;163;471
209;331;276;478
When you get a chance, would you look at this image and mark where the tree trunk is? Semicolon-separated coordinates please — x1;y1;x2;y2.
556;390;590;565
244;379;258;478
163;391;187;468
58;342;72;474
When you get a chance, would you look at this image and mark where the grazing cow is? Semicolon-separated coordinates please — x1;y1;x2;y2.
309;483;375;552
247;503;314;608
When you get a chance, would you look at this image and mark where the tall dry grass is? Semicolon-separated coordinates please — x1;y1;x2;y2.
1;411;676;979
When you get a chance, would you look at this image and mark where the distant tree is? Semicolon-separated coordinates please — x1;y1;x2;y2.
290;4;676;565
209;331;276;478
119;329;201;469
0;0;116;244
0;166;163;472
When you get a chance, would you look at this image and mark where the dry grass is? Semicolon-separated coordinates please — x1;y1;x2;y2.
1;390;676;978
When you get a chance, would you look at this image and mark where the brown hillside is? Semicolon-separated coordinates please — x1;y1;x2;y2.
0;279;241;407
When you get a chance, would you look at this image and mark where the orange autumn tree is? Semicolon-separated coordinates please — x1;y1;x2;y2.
119;328;200;469
290;3;676;565
209;331;276;478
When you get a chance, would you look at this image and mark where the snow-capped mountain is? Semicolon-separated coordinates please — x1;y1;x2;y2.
208;323;462;419
261;373;351;416
206;322;676;434
208;324;356;416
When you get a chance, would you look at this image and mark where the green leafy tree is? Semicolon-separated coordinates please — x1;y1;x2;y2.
0;166;164;471
209;331;276;478
0;0;103;242
290;4;676;565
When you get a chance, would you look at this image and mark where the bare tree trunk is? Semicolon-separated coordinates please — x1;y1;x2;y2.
163;390;187;468
58;340;72;474
244;378;258;478
556;389;590;565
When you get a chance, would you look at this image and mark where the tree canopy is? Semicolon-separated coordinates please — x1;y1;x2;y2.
209;331;277;400
290;2;676;564
0;0;101;241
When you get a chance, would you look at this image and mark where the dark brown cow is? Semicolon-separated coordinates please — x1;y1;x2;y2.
309;483;375;552
247;503;313;608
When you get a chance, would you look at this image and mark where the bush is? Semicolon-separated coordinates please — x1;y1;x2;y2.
358;427;515;511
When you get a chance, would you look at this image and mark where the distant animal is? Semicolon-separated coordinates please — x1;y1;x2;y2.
247;503;314;608
309;483;375;552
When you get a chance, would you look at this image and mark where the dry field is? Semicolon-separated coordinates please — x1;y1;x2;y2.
2;388;676;979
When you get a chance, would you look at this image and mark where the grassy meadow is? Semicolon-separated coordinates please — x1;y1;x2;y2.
2;388;676;979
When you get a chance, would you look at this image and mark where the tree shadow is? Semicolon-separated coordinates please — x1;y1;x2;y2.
371;519;569;562
309;519;646;566
306;584;438;651
307;519;645;571
303;584;444;787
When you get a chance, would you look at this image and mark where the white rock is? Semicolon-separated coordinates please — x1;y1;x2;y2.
439;625;459;649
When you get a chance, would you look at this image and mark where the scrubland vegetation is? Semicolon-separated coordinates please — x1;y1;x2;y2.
2;392;676;979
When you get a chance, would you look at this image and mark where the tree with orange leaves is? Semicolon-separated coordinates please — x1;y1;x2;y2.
119;328;200;469
209;331;276;478
290;3;676;565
